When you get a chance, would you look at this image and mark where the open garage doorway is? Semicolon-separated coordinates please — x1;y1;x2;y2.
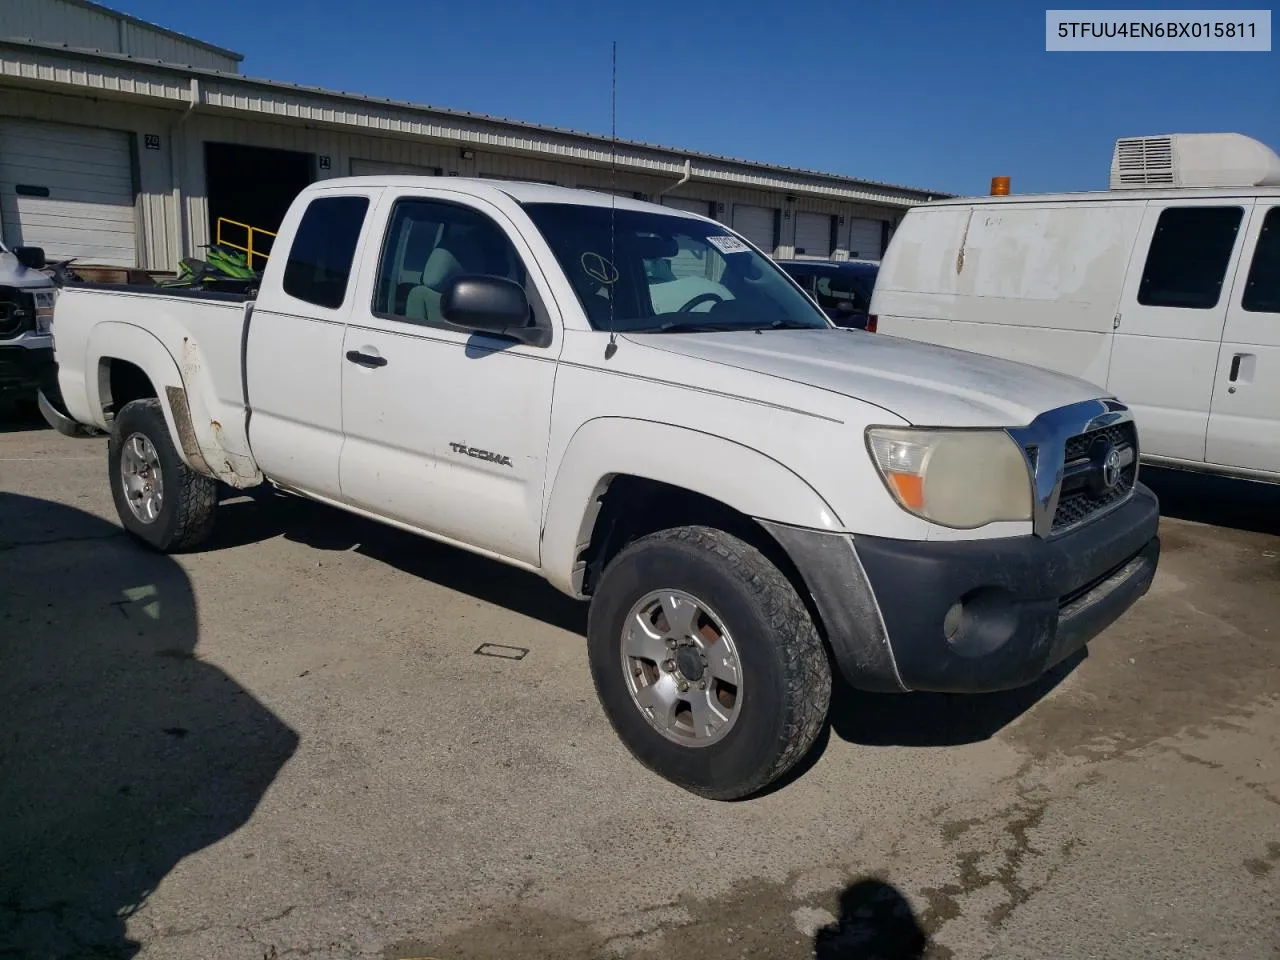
204;142;313;269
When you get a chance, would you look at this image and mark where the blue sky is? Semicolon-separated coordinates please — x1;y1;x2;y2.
110;0;1277;196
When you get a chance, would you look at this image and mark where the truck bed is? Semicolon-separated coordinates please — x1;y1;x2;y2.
51;282;260;486
65;281;254;303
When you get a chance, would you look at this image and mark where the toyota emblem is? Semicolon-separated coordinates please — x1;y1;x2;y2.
1101;446;1123;490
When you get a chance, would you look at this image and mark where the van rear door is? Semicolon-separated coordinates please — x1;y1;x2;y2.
1206;203;1280;477
1108;199;1253;462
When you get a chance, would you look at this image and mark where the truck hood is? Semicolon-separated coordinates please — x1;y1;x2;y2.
627;329;1109;427
0;252;55;290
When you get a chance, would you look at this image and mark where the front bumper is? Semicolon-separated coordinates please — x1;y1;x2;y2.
764;484;1160;694
0;344;54;398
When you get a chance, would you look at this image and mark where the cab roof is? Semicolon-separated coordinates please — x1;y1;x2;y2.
310;176;709;218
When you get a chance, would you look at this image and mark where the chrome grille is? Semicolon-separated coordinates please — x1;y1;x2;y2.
1050;421;1138;532
0;288;35;339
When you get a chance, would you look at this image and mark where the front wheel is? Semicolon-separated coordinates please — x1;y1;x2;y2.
108;398;218;553
587;526;832;800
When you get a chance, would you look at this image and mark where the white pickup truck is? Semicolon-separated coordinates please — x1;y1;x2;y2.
41;178;1161;799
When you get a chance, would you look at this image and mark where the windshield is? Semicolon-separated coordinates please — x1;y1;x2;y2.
521;202;830;333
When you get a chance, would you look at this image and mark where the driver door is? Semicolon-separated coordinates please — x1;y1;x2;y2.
338;190;561;565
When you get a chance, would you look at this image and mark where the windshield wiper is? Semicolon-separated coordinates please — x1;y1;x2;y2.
653;319;820;334
758;319;818;330
653;321;733;333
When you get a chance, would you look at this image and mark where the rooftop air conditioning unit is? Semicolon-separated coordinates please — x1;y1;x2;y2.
1109;133;1280;190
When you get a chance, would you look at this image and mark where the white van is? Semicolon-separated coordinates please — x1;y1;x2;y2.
871;133;1280;483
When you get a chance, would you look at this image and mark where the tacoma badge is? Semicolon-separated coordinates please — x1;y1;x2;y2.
449;442;513;467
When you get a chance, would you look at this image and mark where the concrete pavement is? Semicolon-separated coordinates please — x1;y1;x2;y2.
1;415;1277;959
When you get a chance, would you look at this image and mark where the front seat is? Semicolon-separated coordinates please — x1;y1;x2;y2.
404;230;487;325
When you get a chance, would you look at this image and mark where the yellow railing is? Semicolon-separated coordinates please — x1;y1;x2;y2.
214;217;277;270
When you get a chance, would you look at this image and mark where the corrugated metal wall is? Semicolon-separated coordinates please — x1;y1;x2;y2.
3;0;240;72
0;88;901;270
4;0;119;52
117;20;237;71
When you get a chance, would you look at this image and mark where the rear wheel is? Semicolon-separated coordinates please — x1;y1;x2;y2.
587;525;831;800
108;398;217;552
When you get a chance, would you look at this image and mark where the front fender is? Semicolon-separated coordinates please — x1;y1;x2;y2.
540;417;845;597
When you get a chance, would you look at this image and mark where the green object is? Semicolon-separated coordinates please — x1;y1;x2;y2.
159;245;262;293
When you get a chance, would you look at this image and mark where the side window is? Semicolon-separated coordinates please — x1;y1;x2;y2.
1243;207;1280;314
1137;206;1242;310
815;274;870;312
373;199;526;325
282;195;369;309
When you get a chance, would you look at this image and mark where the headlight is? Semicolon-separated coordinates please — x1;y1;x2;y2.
865;427;1033;528
34;290;55;334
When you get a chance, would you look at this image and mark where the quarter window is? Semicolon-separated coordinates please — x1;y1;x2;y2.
373;199;526;324
1242;206;1280;314
281;195;369;309
1137;206;1242;310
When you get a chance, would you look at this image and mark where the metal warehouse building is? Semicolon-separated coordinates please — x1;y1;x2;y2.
0;0;948;274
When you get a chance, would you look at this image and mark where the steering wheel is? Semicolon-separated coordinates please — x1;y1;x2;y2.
677;292;726;313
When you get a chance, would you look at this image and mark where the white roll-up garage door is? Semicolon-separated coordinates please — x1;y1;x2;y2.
661;196;711;217
0;120;137;266
350;158;442;177
847;217;884;260
793;212;832;259
732;204;777;254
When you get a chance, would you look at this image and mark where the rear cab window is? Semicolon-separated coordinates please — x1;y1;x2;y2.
815;273;872;313
785;269;816;293
282;195;371;309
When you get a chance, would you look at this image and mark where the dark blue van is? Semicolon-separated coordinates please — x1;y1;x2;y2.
776;259;879;330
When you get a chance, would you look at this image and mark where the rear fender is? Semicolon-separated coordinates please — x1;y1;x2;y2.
87;321;261;487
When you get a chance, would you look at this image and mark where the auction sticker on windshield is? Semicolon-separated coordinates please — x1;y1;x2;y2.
706;235;751;255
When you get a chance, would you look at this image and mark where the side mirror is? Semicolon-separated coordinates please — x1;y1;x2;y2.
441;275;539;343
14;246;46;270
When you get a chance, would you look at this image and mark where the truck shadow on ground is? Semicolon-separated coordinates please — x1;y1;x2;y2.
756;651;1082;798
0;401;47;433
0;493;299;959
210;488;590;635
813;878;933;959
1140;467;1280;536
211;489;1075;759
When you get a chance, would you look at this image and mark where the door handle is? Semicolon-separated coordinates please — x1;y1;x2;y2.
346;349;387;369
1227;352;1254;393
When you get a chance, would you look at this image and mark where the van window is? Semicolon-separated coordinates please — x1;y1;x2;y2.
1242;207;1280;314
282;195;370;309
1137;206;1242;310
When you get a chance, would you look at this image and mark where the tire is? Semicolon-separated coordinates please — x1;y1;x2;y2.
587;525;832;800
108;398;217;553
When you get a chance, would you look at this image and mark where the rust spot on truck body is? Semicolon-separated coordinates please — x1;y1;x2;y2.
164;385;211;474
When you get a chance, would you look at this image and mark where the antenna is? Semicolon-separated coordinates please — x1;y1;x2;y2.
605;40;618;360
